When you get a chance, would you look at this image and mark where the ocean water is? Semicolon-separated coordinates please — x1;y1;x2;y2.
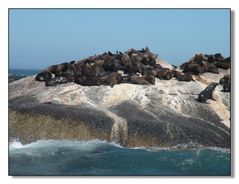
9;140;231;176
9;69;40;77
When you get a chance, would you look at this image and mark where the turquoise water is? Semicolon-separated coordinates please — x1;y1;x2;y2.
9;140;231;176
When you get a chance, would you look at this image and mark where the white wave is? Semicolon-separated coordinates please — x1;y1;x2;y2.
9;141;24;149
128;142;230;153
9;139;230;154
128;142;202;152
9;139;124;152
131;146;171;152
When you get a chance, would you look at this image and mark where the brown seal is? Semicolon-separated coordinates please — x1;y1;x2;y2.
100;72;122;87
196;82;219;103
35;70;52;81
130;74;150;85
178;73;195;82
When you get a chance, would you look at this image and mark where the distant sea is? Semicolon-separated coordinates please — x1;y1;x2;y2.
8;69;231;176
9;69;40;80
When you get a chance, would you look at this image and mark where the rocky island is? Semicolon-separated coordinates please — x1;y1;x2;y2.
9;48;231;148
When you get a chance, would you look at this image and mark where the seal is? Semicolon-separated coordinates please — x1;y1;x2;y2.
81;63;105;77
219;74;230;84
223;80;231;92
214;53;224;61
215;57;231;70
130;74;150;85
144;73;155;85
119;75;130;83
206;62;219;74
100;72;121;87
156;68;172;80
204;54;216;63
47;62;75;78
45;76;71;86
121;53;132;68
35;70;52;81
172;70;182;79
178;73;195;82
182;63;205;75
74;75;101;86
70;60;76;65
142;66;153;75
196;82;219;103
102;58;123;72
172;65;177;69
154;64;162;69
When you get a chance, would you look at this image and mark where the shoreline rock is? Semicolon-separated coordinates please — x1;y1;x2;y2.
9;68;231;148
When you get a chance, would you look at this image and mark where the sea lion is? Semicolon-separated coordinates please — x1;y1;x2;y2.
206;62;219;74
94;59;105;66
215;57;231;70
36;63;69;81
144;46;158;60
172;70;182;79
121;53;132;67
164;71;173;80
130;74;150;85
133;61;146;74
219;74;230;84
35;70;52;81
74;75;101;86
182;63;205;75
204;54;216;63
100;72;121;87
45;76;72;86
180;61;192;69
131;53;144;64
181;53;220;74
148;59;156;67
223;80;231;92
156;68;172;80
142;66;153;75
141;57;149;66
119;75;130;83
172;65;177;69
126;48;137;55
196;82;219;103
47;64;58;74
102;58;123;72
50;62;75;78
108;51;114;56
81;63;106;77
93;64;106;77
144;73;155;85
178;73;195;82
74;75;87;85
153;64;162;69
72;62;85;76
193;53;208;62
214;53;224;61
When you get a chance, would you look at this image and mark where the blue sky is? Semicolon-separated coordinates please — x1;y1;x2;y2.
9;9;230;69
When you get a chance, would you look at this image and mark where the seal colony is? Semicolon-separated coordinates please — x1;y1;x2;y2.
35;47;231;103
